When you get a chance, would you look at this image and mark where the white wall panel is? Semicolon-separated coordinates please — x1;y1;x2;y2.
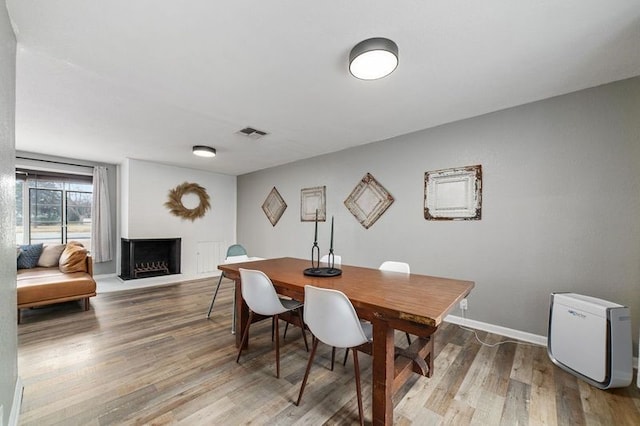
196;241;225;274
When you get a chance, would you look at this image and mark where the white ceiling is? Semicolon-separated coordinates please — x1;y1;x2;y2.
6;1;640;176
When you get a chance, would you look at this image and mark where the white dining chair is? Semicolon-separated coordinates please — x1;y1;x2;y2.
379;261;412;345
320;254;342;266
339;259;412;368
379;260;410;274
236;268;309;378
295;285;372;426
284;253;342;342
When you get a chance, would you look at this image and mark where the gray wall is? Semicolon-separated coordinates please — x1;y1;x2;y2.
0;0;17;422
238;77;640;350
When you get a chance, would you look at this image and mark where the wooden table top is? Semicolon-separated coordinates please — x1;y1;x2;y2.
218;257;474;328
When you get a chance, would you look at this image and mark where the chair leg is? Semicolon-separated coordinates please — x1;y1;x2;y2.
272;317;275;342
406;331;412;345
352;349;364;426
207;273;225;318
274;314;280;378
343;348;349;366
231;287;237;334
284;309;308;351
331;346;336;371
297;307;309;352
236;311;254;363
296;337;319;406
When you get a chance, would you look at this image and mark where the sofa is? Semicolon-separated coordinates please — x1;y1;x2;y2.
16;241;97;324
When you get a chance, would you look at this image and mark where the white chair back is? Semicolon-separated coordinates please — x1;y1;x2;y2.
304;285;369;349
379;261;410;274
320;254;342;266
227;244;247;257
239;268;287;316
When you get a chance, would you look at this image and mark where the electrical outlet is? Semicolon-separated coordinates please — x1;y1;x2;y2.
459;298;468;310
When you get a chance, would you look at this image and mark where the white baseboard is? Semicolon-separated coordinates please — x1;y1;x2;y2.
9;376;23;426
445;314;551;347
444;314;639;370
92;272;117;280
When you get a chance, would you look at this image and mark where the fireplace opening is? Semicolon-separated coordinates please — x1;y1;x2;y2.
120;238;181;280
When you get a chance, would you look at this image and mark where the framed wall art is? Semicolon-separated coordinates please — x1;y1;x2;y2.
424;164;482;220
344;173;394;229
300;186;326;222
262;187;287;226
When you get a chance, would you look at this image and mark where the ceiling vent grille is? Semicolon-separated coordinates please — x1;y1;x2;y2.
237;127;268;139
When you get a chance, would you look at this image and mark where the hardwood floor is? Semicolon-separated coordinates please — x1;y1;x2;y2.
18;278;640;425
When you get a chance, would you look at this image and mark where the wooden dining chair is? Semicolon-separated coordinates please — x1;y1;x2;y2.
236;268;309;378
295;285;372;426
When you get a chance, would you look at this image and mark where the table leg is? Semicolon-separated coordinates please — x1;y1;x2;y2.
372;317;395;426
234;279;249;348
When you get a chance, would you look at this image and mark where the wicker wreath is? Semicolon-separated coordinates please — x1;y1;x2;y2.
164;182;211;221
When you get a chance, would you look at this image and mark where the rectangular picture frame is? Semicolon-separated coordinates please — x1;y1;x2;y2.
424;164;482;220
301;186;326;222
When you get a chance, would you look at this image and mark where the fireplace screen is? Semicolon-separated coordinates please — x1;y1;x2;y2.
120;238;181;280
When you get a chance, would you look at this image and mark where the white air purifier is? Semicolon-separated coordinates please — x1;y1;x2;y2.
548;292;632;389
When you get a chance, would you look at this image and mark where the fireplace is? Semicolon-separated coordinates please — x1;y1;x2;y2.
120;238;181;280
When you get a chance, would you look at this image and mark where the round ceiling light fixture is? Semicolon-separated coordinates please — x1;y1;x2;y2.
349;37;399;80
192;145;216;158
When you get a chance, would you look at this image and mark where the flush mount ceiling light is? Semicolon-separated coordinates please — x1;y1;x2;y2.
349;37;399;80
192;145;216;158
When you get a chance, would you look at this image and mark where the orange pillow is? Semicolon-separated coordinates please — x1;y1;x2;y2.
59;242;88;273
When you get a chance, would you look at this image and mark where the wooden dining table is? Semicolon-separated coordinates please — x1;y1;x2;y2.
218;257;474;425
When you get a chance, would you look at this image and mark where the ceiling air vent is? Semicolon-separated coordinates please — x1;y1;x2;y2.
236;127;268;139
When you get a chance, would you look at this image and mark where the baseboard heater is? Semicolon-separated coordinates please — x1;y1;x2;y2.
548;292;632;389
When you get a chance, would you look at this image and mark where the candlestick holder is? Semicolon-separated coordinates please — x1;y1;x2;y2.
303;245;342;277
327;249;336;269
311;241;320;269
303;214;342;277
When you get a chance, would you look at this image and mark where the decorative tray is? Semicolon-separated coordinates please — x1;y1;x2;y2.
303;267;342;277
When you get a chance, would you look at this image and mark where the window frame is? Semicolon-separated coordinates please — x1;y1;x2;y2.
16;169;93;246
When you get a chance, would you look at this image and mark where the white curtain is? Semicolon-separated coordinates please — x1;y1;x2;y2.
91;166;113;262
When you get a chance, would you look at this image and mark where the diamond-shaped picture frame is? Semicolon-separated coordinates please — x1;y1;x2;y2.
262;187;287;226
344;173;394;229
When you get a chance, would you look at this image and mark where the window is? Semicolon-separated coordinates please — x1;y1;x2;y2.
16;170;93;248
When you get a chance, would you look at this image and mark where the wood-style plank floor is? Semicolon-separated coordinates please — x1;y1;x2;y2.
18;278;640;425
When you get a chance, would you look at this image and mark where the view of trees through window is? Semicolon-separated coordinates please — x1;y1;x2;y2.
16;173;93;248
